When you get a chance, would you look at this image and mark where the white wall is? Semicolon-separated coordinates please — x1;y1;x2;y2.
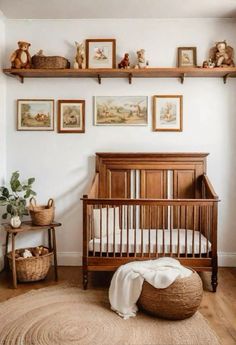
3;18;236;266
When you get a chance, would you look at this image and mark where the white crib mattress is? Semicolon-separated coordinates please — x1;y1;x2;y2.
89;229;211;254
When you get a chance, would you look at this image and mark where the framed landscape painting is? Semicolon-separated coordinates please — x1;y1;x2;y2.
58;100;85;133
17;99;54;131
153;95;183;132
94;96;148;126
86;39;116;68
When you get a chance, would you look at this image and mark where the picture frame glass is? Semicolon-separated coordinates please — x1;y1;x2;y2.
154;96;182;131
88;41;114;68
60;102;84;132
17;100;54;131
94;96;148;126
180;50;194;66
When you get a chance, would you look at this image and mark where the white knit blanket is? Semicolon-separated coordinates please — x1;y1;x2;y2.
109;257;192;319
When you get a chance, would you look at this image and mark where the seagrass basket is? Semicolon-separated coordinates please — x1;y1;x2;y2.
29;198;55;226
7;247;52;282
31;55;70;69
138;268;203;320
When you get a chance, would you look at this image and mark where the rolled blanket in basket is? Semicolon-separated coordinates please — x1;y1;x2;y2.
109;257;192;319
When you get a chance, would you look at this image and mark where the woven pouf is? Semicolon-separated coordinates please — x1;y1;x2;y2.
138;269;203;320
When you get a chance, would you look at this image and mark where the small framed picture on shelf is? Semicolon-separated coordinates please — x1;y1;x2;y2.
177;47;197;67
58;100;85;133
153;95;183;132
17;99;54;131
94;96;148;126
86;39;116;69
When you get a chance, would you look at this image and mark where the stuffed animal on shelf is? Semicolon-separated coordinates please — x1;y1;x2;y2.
134;49;149;69
202;59;215;68
118;53;130;69
73;41;85;69
209;40;234;67
10;41;31;69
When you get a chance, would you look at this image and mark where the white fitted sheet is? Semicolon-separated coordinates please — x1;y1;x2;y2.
89;229;211;254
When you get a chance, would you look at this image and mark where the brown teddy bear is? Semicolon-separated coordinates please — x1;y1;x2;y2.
10;41;31;69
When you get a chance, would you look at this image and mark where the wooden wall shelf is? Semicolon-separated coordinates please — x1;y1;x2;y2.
3;67;236;84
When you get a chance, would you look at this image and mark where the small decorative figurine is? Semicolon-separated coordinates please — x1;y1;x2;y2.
209;40;234;67
74;41;85;69
202;59;215;68
10;41;31;69
118;53;130;69
134;49;148;69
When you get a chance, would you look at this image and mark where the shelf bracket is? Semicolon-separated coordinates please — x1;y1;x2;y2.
97;74;101;84
18;75;24;84
180;73;186;84
128;73;132;84
223;73;230;84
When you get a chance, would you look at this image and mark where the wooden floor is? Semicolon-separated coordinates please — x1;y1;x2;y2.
0;267;236;345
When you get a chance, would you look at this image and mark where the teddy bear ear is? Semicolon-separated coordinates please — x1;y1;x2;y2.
18;41;22;45
28;43;31;47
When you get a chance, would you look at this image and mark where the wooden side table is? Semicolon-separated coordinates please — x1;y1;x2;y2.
2;221;62;289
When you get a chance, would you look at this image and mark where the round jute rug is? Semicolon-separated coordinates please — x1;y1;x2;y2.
0;285;220;345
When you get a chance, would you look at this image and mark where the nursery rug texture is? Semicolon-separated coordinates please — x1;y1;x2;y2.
0;285;220;345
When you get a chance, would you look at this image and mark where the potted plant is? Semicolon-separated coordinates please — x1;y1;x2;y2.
0;171;36;228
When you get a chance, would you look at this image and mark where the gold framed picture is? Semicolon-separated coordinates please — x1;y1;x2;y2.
178;47;197;67
86;39;116;69
94;96;148;126
58;100;85;133
153;95;183;132
17;99;54;131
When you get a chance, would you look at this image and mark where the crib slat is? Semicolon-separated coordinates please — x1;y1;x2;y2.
177;205;180;258
92;205;95;257
185;206;188;257
141;206;143;257
199;207;202;257
156;206;159;258
148;205;151;257
120;205;123;257
170;205;173;256
163;206;165;256
206;206;210;257
127;205;130;257
192;206;196;257
100;205;102;257
134;205;137;257
134;170;137;199
106;205;109;257
113;206;116;257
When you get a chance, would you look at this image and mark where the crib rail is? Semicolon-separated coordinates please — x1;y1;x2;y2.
83;197;218;262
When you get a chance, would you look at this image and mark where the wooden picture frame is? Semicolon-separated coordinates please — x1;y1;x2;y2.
17;99;54;131
177;47;197;67
86;39;116;69
153;95;183;132
58;100;85;133
94;96;148;126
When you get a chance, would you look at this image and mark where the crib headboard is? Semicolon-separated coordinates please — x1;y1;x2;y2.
96;152;208;199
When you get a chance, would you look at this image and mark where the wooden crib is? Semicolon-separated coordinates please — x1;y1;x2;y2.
82;153;219;292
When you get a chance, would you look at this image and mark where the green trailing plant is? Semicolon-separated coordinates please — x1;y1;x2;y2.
0;171;36;219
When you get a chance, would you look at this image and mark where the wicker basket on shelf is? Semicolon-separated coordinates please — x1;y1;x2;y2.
31;54;70;69
138;268;203;320
29;198;55;226
7;247;52;282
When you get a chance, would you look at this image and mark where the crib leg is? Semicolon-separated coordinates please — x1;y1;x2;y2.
211;257;218;292
83;270;88;290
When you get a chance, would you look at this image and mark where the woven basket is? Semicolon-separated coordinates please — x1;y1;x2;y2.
138;268;203;320
29;198;55;226
7;247;52;282
31;55;70;69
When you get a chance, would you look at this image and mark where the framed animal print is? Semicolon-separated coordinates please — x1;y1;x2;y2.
177;47;197;67
17;99;54;131
86;39;116;69
94;96;148;126
58;100;85;133
153;95;183;132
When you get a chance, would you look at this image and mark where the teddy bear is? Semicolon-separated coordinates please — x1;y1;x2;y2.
10;41;31;69
209;40;234;67
134;49;148;68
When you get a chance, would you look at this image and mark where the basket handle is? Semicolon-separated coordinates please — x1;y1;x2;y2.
29;197;37;208
47;198;54;208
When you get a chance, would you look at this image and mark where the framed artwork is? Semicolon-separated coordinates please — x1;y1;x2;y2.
94;96;148;126
177;47;197;67
153;95;183;132
86;39;116;69
58;100;85;133
17;99;54;131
